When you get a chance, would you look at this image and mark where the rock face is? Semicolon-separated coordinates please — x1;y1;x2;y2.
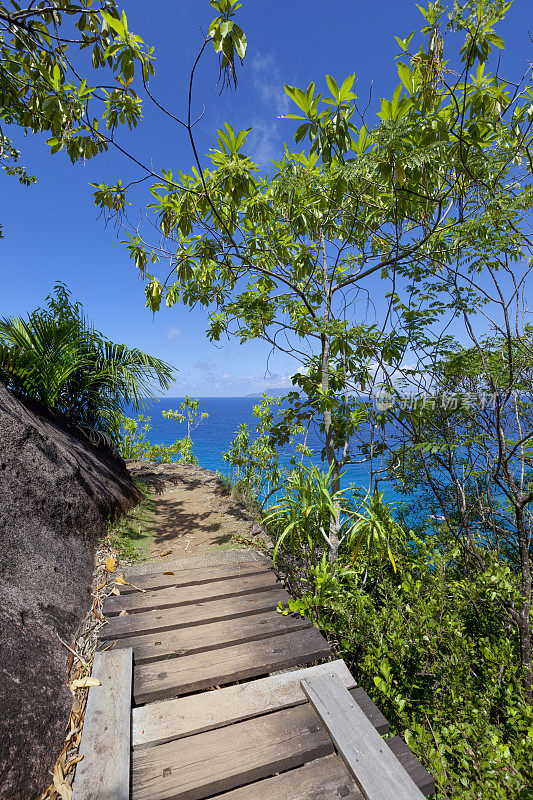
0;382;141;799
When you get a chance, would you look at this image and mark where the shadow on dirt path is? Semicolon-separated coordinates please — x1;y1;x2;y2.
126;461;266;561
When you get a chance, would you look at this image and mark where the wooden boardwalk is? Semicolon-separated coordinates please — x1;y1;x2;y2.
73;554;435;800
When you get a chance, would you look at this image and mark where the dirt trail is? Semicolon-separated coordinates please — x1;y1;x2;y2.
127;461;264;561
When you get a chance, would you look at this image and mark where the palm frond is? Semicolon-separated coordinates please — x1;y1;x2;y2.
0;284;176;440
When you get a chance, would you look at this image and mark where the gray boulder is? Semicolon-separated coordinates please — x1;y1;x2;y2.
0;382;141;799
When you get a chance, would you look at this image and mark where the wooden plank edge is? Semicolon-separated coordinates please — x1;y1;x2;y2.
72;647;132;800
387;737;435;797
302;672;426;800
352;687;389;735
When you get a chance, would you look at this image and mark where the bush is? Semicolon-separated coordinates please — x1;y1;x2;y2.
118;396;208;465
272;482;533;799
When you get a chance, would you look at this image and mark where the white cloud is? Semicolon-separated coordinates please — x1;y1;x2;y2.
251;53;290;116
183;361;299;395
166;326;181;341
248;121;281;170
247;51;290;169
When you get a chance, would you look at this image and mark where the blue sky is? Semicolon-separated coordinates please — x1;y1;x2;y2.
1;0;531;396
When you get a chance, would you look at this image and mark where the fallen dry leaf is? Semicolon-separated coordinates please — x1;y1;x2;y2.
54;758;64;783
119;610;129;616
163;571;175;575
111;587;120;596
114;575;127;585
69;677;101;690
52;773;72;800
53;760;73;800
65;754;84;769
105;555;117;573
159;550;172;557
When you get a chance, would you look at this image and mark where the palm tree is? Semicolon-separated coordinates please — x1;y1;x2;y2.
0;283;175;440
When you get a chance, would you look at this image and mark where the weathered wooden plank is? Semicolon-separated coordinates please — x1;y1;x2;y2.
119;561;271;594
387;736;435;796
104;571;279;616
72;648;132;800
100;586;290;641
206;754;364;800
211;741;434;800
112;608;312;664
132;659;354;748
302;672;426;800
131;702;333;800
134;627;331;704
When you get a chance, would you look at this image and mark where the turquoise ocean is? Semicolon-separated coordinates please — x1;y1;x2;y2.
131;397;407;506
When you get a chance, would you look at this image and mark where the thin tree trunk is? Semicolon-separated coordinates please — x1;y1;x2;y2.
320;233;341;557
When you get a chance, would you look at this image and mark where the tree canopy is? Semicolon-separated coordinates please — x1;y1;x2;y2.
0;0;247;233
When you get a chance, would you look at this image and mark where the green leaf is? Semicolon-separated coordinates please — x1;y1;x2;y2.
340;73;356;98
394;31;414;51
487;33;504;49
397;62;413;93
52;64;61;90
325;74;340;101
231;31;247;59
101;10;126;38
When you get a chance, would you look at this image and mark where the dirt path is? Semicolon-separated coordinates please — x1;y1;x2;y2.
127;461;265;561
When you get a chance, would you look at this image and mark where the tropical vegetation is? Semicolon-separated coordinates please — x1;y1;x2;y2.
3;0;533;796
101;0;533;794
119;396;209;464
0;283;174;441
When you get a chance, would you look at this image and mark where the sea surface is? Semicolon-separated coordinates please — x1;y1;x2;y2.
128;396;407;506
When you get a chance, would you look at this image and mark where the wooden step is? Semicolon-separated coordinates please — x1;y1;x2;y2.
104;571;279;616
205;754;364;800
119;561;271;594
100;586;290;641
132;664;388;752
210;740;434;800
110;608;312;664
133;627;331;704
132;702;333;800
132;660;355;749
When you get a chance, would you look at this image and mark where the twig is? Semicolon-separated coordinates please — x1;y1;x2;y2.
56;634;89;669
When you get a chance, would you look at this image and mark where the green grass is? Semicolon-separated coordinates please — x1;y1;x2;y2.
103;480;157;563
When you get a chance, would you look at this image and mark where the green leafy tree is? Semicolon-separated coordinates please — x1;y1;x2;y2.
0;283;174;439
0;0;247;233
0;1;153;176
107;0;533;555
222;394;310;507
118;396;209;464
160;395;209;464
381;333;533;698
